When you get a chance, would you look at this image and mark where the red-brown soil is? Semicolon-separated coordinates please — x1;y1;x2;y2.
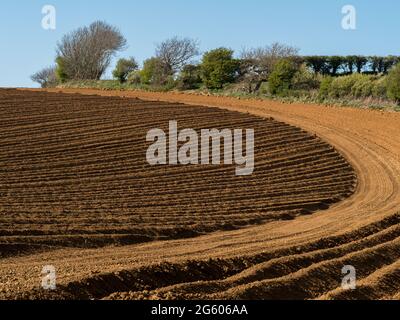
0;88;399;300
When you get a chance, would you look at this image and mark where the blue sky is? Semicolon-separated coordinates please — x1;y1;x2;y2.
1;0;399;87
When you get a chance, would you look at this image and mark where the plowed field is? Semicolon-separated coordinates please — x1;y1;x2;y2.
0;88;399;300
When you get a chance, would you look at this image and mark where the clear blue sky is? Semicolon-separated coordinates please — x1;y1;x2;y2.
1;0;399;87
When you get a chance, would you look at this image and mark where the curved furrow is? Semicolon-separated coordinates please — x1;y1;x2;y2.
1;88;399;300
103;223;400;300
0;89;355;252
317;260;400;300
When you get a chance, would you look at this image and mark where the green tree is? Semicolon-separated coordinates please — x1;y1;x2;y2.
345;56;357;74
268;59;299;95
327;56;344;75
177;64;202;90
383;56;399;74
240;43;299;93
387;63;400;103
200;48;240;89
370;56;385;74
140;57;169;85
305;56;327;74
354;56;368;73
113;57;138;83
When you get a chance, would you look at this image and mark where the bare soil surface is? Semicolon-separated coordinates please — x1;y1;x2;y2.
0;88;399;300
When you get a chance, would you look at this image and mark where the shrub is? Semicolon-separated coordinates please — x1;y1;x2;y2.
328;74;363;98
55;56;68;83
127;70;142;85
319;76;334;98
372;76;388;99
200;48;240;89
351;75;375;98
268;59;299;95
387;63;400;103
292;64;321;90
163;76;177;91
177;64;202;90
319;73;390;101
113;57;138;83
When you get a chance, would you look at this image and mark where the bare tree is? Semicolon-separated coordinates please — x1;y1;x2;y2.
155;37;200;76
31;66;58;88
56;21;127;80
240;42;299;92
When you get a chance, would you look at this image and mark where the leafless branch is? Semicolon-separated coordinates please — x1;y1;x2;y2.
155;37;200;75
56;21;127;80
31;66;58;88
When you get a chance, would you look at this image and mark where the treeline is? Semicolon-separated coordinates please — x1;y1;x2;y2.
31;21;400;106
302;55;400;76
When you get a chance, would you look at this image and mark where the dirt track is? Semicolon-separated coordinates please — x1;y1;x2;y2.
0;88;399;300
